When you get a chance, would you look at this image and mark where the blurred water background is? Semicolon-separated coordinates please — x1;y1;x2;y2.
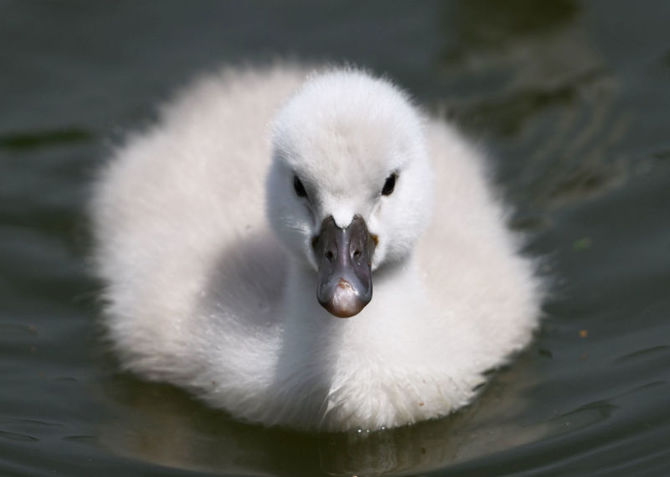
1;1;670;475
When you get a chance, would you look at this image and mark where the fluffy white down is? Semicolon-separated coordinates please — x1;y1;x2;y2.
91;65;542;432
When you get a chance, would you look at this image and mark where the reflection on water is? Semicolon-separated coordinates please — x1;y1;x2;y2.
439;0;598;133
438;0;630;214
2;0;670;475
101;348;552;476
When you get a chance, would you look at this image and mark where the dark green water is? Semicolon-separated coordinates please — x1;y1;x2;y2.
2;1;670;475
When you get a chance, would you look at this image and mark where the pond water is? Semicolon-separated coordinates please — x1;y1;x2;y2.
2;1;670;475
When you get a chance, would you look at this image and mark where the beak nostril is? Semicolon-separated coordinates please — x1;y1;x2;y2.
315;215;373;317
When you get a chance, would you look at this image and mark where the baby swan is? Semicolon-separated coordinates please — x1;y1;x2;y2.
91;66;541;432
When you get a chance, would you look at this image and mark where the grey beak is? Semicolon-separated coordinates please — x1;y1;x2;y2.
312;215;376;318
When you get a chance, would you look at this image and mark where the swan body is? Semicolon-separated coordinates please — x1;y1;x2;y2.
92;65;541;431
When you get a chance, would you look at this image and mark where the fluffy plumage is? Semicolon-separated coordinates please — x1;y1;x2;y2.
91;65;542;431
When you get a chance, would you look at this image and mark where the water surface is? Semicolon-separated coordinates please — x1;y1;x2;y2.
2;1;670;475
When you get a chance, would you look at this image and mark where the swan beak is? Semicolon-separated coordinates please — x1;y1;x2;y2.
313;215;376;318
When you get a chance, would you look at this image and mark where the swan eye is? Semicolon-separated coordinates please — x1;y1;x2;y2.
293;175;308;198
381;172;397;196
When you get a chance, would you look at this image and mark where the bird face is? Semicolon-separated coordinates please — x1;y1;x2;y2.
266;70;433;317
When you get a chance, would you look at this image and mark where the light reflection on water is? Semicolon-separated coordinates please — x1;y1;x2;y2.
1;1;670;475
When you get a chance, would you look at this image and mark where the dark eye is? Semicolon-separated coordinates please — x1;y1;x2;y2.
293;175;308;198
381;172;397;196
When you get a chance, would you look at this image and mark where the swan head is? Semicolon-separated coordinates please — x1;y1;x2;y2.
267;69;433;317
